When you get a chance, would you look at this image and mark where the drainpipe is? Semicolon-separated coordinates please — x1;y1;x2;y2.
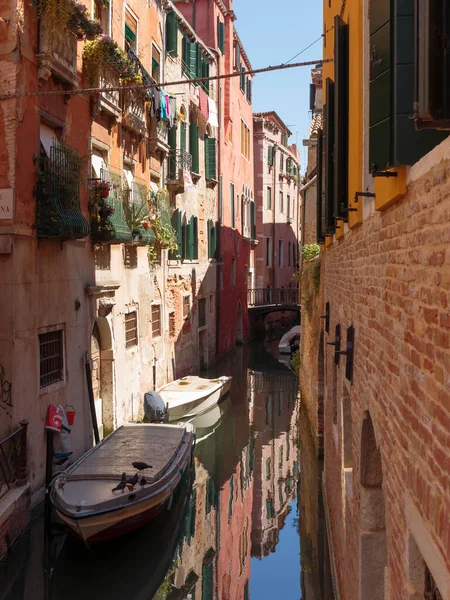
208;46;222;360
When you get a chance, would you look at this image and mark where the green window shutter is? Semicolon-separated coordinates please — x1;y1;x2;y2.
205;137;216;179
324;80;335;233
218;18;225;54
169;209;181;259
188;42;197;79
196;45;202;79
207;220;212;258
190;122;199;173
246;78;252;102
182;36;188;73
240;65;246;92
202;561;213;600
168;126;177;179
316;129;324;243
166;11;178;56
180;122;186;151
201;59;210;93
266;457;271;480
250;201;256;239
230;183;235;228
334;16;349;220
125;23;136;45
280;153;284;171
268;145;273;166
193;217;198;260
188;215;195;260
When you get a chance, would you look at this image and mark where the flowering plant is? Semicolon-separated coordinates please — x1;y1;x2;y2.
67;1;103;39
83;35;142;84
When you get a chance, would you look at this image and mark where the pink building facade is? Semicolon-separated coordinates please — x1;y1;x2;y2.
174;0;256;356
253;112;301;291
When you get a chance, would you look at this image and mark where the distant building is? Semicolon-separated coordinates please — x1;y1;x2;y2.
253;112;301;292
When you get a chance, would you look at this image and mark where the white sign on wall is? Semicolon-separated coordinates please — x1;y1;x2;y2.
0;189;13;220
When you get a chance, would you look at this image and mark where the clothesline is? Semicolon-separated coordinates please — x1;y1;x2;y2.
0;58;332;100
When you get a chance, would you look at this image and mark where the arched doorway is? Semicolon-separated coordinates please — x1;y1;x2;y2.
236;301;243;345
91;318;115;438
359;411;387;600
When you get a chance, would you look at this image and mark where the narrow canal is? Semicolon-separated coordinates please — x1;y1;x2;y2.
1;337;329;600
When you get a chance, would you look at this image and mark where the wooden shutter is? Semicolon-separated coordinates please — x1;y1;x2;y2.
324;80;335;233
188;215;195;260
180;122;186;151
235;43;241;69
250;201;256;239
246;78;252;102
201;59;210;93
218;19;225;54
168;126;177;179
334;16;349;220
268;145;274;166
230;183;235;227
193;217;198;260
166;11;178;56
169;209;181;259
182;36;188;73
196;44;202;79
240;65;246;92
309;83;316;111
190;122;199;173
205;137;216;179
188;42;197;79
316;128;324;243
369;0;392;171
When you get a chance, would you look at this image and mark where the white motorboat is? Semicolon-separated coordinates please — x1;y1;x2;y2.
51;423;195;545
158;375;232;421
278;326;301;354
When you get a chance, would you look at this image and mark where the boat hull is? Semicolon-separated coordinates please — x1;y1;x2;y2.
167;377;232;421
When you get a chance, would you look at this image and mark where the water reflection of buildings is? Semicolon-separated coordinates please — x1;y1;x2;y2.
169;351;299;599
250;370;299;559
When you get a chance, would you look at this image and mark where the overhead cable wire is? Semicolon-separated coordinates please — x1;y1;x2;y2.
0;58;333;101
282;25;334;66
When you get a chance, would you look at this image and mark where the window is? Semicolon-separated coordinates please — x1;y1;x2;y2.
279;445;284;468
266;458;271;480
230;183;235;228
183;295;190;320
124;10;137;52
152;46;160;83
280;152;284;171
165;11;178;57
94;0;110;36
198;298;206;328
231;258;236;285
279;240;284;267
151;304;161;338
265;237;272;267
234;42;241;70
266;186;272;210
267;145;274;166
266;498;274;519
39;330;64;387
279;191;283;213
125;311;138;348
217;17;225;53
189;117;199;173
205;133;217;179
287;194;290;218
246;77;252;102
240;119;250;160
123;245;137;268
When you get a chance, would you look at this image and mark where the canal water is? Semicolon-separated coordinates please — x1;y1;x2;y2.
1;337;329;600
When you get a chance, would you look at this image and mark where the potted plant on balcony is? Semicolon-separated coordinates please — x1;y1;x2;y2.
83;35;143;85
68;2;103;40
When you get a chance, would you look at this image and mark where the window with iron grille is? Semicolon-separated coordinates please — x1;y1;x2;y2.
125;311;138;348
151;304;161;338
198;298;206;328
39;330;64;387
169;311;176;337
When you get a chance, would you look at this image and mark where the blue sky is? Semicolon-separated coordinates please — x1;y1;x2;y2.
233;0;323;173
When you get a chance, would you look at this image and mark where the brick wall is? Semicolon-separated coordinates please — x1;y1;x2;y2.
307;152;450;598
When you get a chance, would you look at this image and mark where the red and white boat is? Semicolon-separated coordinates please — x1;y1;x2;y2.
51;423;194;545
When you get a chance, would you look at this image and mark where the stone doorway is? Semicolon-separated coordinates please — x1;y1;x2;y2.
91;318;115;437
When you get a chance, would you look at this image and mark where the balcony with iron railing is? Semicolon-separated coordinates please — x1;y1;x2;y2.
128;180;156;245
89;168;132;244
122;48;154;136
166;150;192;194
0;421;28;501
34;142;90;240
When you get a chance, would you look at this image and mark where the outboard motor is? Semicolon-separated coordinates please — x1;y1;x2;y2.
144;391;168;423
